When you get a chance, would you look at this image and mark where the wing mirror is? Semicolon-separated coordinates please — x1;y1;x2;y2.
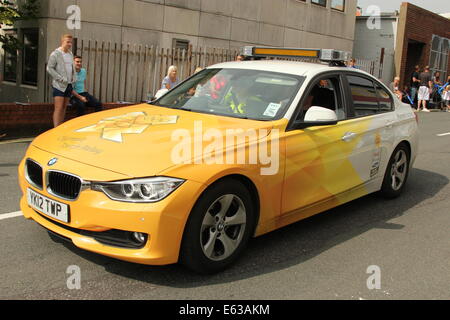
154;88;169;99
295;106;338;129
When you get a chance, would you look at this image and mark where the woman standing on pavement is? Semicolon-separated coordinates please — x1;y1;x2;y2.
161;65;179;90
46;34;77;127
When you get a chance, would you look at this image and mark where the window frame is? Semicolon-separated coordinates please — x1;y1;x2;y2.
429;35;449;83
311;0;327;8
344;72;395;119
2;29;18;83
287;71;349;131
172;38;190;51
331;0;345;12
21;28;39;86
375;83;394;112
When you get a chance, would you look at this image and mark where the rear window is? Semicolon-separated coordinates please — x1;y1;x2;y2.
347;75;379;117
376;85;394;112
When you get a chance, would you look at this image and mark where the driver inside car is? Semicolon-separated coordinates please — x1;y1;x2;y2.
223;77;264;115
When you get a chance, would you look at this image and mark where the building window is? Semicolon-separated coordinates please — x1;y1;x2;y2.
3;30;18;82
312;0;327;7
331;0;345;12
172;39;190;51
429;35;449;83
22;28;39;86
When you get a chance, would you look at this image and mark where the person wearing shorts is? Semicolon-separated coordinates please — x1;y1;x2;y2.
443;85;450;112
417;66;432;112
46;34;77;127
410;65;420;106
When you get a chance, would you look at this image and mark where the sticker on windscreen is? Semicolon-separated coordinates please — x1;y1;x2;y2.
263;103;282;117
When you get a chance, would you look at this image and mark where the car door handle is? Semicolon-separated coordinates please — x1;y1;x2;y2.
385;121;395;128
342;132;357;142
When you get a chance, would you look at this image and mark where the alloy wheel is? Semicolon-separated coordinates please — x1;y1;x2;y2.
391;149;408;191
200;194;247;261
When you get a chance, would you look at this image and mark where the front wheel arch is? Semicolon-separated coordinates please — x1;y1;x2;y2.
217;174;260;236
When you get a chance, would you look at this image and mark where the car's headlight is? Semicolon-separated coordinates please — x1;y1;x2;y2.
90;177;185;203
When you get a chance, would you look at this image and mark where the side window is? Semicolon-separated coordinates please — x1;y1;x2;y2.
347;75;379;117
22;28;39;86
3;30;18;83
297;76;346;121
376;85;394;112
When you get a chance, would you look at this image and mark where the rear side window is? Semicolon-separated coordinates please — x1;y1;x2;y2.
347;75;379;117
376;85;394;111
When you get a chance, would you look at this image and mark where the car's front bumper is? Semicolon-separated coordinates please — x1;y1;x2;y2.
18;148;205;266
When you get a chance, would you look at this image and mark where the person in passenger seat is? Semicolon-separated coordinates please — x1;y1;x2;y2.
304;79;335;112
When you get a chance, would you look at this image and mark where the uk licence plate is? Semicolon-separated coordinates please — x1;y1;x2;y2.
27;188;70;223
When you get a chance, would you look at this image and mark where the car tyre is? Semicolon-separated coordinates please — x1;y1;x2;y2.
379;143;410;199
180;179;256;274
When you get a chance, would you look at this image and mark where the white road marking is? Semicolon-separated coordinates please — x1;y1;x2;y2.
437;132;450;137
0;211;23;220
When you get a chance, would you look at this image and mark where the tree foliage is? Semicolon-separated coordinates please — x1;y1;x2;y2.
0;0;40;54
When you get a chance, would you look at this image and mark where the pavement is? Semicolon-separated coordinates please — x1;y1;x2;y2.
0;112;449;300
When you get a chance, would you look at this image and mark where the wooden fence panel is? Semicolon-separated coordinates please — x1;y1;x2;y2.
42;40;382;103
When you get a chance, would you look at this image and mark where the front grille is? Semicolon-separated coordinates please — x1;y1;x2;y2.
26;159;43;189
48;171;82;200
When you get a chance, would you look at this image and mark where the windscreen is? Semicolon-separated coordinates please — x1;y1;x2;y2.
155;68;304;121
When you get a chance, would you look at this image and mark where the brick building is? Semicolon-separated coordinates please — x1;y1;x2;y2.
395;3;450;88
354;2;450;88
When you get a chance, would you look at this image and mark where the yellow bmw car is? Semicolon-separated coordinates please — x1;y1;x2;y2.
18;48;418;273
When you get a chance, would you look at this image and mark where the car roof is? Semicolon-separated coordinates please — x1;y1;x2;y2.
208;60;372;78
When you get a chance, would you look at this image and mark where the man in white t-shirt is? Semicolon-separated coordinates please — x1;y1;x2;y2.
417;66;432;112
60;49;73;83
